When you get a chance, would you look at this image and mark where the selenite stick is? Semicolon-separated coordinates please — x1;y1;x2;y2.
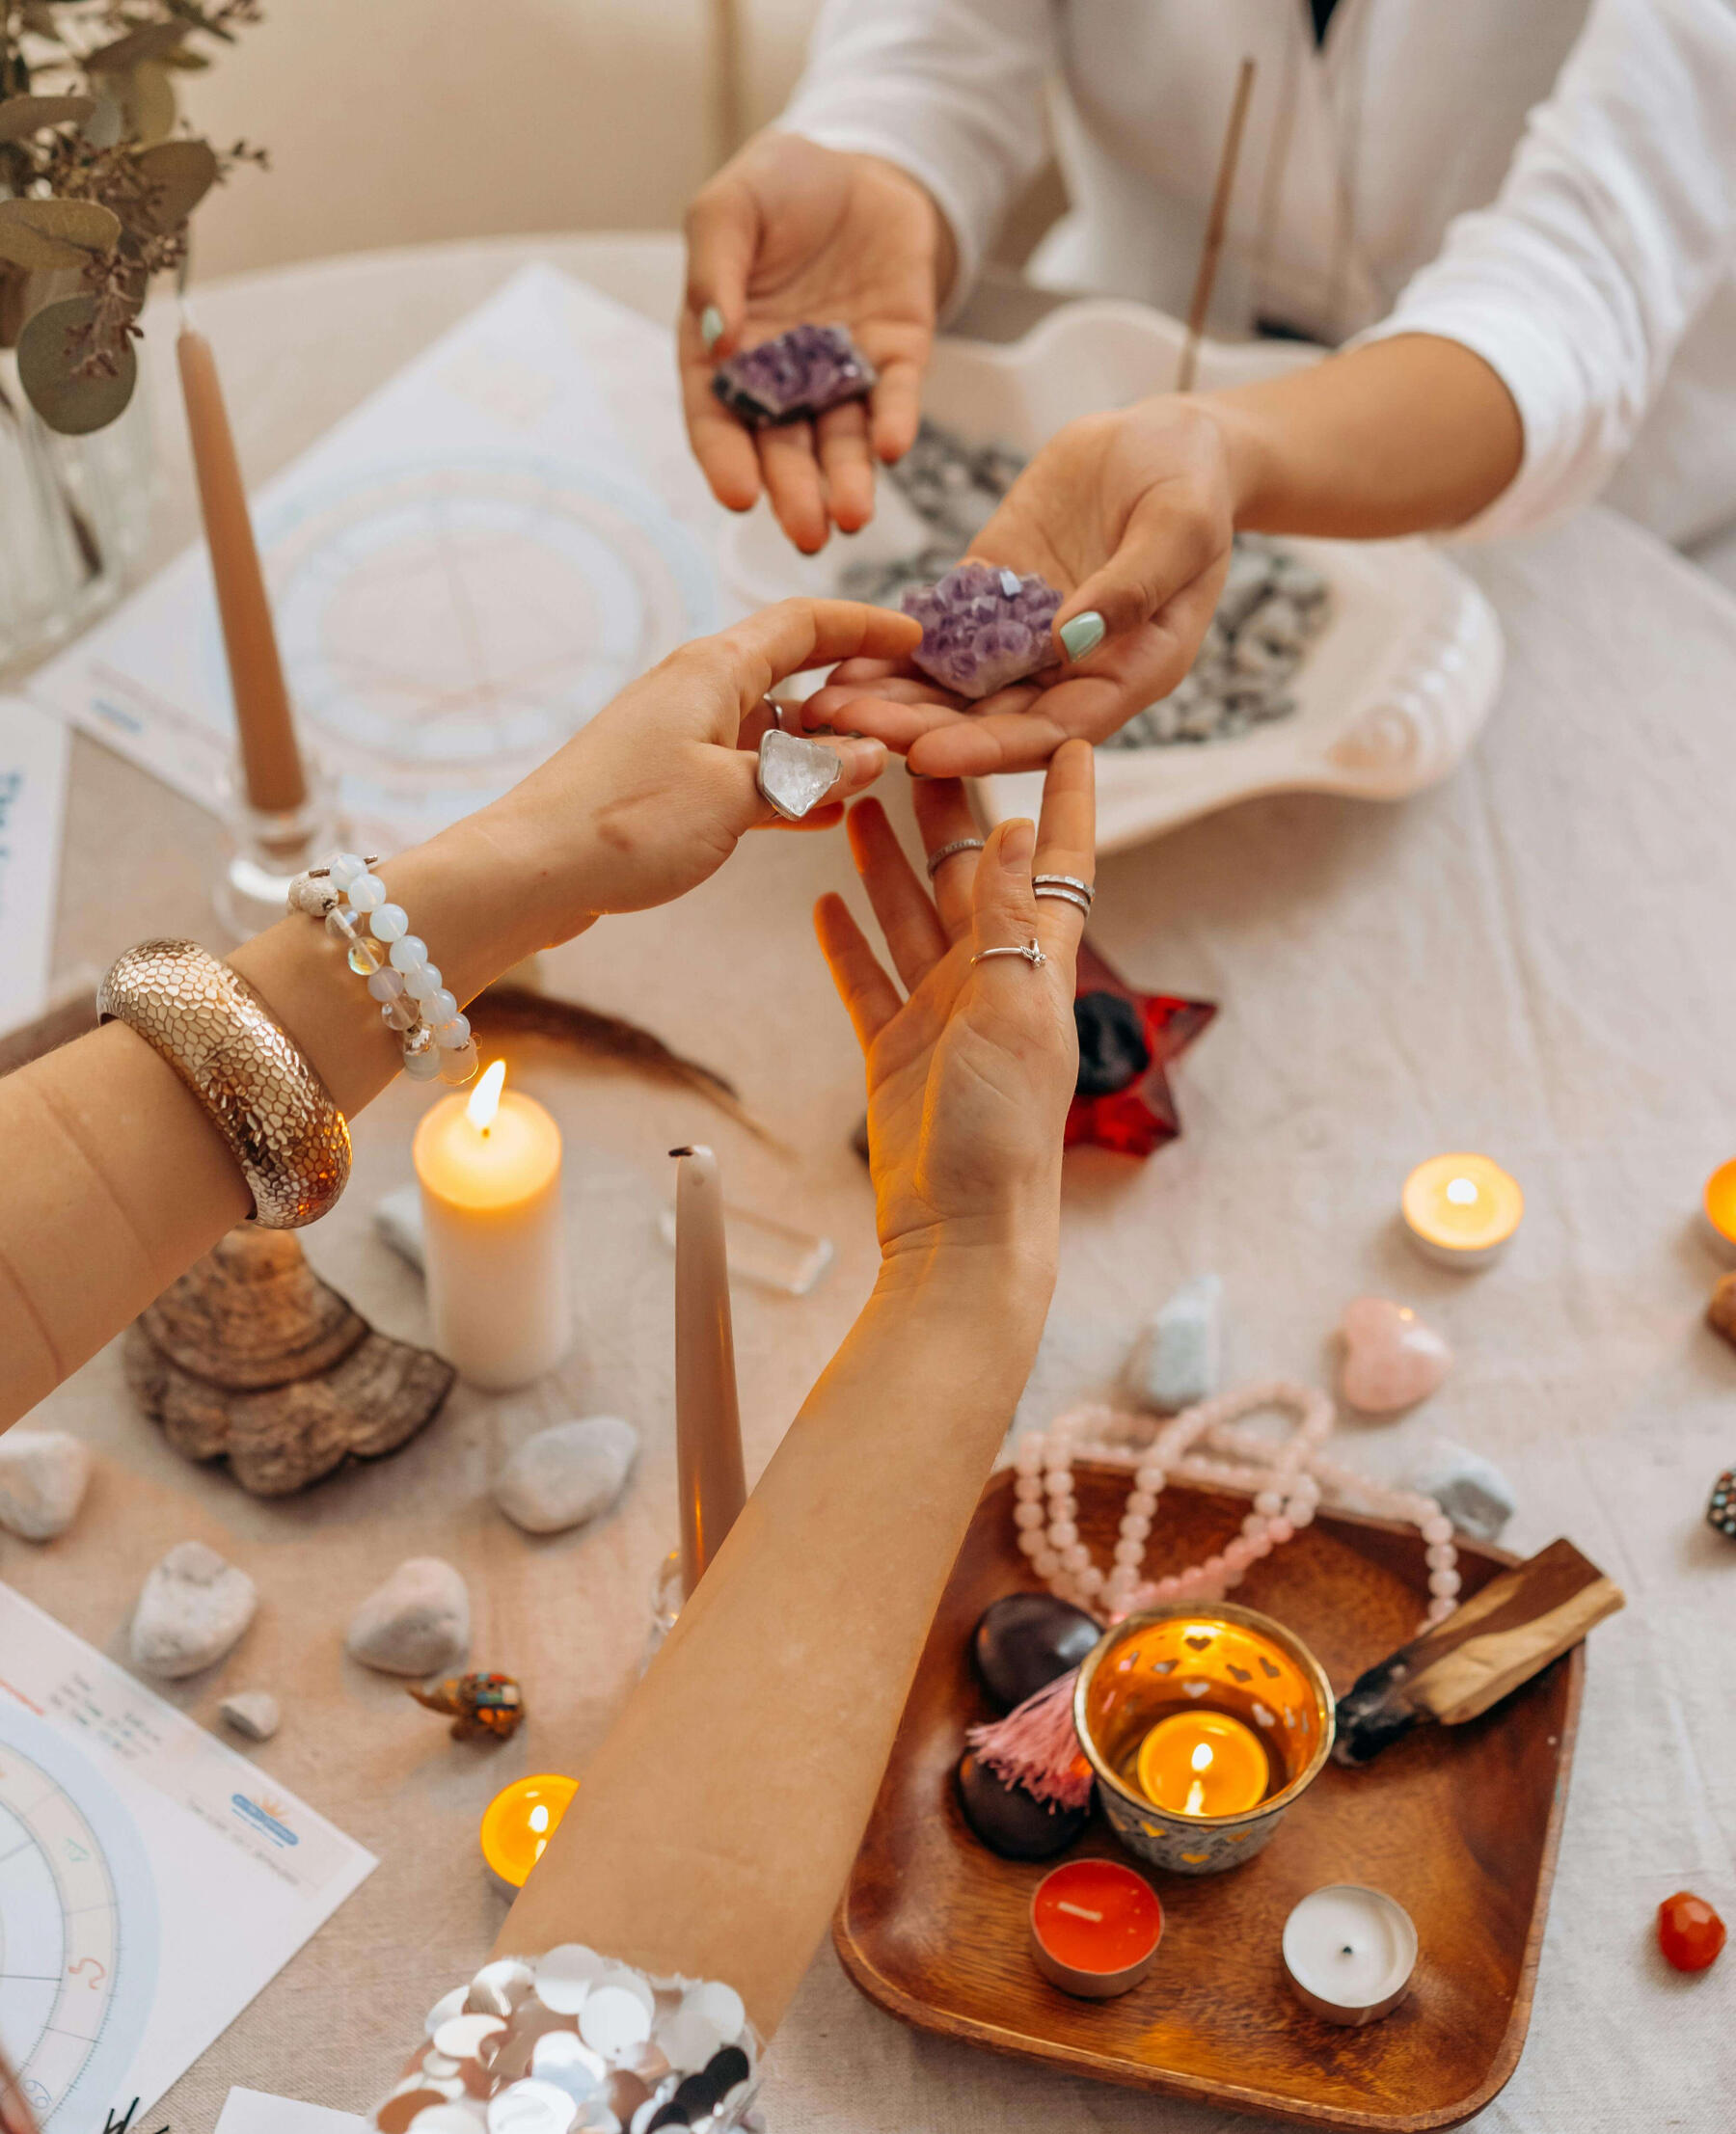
671;1144;747;1597
176;322;307;815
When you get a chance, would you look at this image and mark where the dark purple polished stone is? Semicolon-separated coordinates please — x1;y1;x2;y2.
902;560;1064;699
957;1749;1090;1860
1074;990;1153;1098
711;322;877;427
973;1591;1102;1711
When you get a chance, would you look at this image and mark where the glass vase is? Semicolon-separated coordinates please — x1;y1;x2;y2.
0;344;152;676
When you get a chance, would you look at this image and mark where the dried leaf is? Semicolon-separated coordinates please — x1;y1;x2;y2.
0;95;97;145
121;61;176;145
160;49;213;71
17;294;137;435
21;4;60;36
82;96;124;150
87;21;190;72
0;197;122;272
125;138;218;234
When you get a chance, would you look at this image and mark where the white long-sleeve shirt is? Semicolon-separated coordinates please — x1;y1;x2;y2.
782;0;1736;547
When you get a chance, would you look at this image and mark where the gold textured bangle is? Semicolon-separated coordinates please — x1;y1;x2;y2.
98;939;351;1229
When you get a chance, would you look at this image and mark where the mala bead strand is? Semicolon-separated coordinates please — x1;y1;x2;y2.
1015;1380;1457;1637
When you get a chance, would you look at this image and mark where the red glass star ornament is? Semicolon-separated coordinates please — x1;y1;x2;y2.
1066;939;1216;1158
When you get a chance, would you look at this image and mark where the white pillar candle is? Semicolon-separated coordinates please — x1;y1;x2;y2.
1282;1883;1418;2025
414;1061;571;1390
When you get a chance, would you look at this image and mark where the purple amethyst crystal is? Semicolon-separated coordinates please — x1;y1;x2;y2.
712;322;877;427
902;561;1065;700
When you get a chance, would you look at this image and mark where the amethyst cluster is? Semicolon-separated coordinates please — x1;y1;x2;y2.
902;560;1065;700
711;322;877;427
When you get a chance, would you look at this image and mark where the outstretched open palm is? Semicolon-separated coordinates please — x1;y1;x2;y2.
816;742;1095;1263
681;135;941;554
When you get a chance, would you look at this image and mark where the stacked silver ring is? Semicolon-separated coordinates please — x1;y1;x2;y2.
926;837;986;878
1033;871;1096;918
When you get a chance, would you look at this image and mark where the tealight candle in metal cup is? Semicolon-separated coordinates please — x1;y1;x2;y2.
1072;1603;1336;1876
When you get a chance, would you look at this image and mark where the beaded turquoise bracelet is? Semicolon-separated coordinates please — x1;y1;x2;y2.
289;852;480;1085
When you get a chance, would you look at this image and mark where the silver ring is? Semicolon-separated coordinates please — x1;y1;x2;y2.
970;940;1048;968
1033;872;1095;904
926;837;986;878
1034;884;1092;915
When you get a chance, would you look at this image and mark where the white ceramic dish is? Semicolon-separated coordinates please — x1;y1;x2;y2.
720;298;1504;854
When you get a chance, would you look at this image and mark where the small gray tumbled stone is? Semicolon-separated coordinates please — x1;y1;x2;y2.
1402;1440;1518;1543
1129;1275;1223;1413
220;1690;281;1742
346;1556;470;1676
374;1184;426;1274
494;1416;639;1536
0;1428;93;1540
130;1541;258;1679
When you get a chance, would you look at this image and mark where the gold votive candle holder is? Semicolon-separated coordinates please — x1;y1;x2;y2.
1072;1603;1336;1876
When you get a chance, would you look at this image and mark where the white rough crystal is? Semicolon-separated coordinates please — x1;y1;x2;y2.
130;1541;258;1679
756;730;841;821
220;1689;281;1741
0;1427;93;1540
1129;1274;1223;1412
494;1416;639;1536
346;1556;471;1676
1402;1439;1517;1543
376;1184;427;1272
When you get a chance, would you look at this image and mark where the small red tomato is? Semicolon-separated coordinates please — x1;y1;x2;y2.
1657;1890;1726;1972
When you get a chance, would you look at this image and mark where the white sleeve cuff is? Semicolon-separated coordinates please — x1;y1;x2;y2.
1350;299;1612;544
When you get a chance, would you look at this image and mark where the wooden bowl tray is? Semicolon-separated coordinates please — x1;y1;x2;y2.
835;1467;1584;2131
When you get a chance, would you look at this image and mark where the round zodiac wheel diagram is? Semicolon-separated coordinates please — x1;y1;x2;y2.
0;1710;156;2132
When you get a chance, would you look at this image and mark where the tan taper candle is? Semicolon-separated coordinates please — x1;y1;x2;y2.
176;324;307;815
671;1145;746;1597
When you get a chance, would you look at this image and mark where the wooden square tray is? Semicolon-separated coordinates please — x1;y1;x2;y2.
834;1467;1584;2131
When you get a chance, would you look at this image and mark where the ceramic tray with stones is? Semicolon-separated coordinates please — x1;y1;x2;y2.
834;1466;1583;2132
720;299;1505;857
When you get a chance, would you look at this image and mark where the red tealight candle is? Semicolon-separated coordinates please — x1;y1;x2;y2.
1029;1858;1164;1999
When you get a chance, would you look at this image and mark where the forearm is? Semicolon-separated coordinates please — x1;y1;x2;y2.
0;797;581;1428
496;1235;1055;2032
1207;332;1525;539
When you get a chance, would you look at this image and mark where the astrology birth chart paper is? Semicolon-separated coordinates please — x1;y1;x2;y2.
24;262;727;852
0;1583;375;2134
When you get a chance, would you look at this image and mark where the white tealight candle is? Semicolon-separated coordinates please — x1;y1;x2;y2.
413;1060;571;1390
1282;1884;1418;2026
1401;1152;1524;1269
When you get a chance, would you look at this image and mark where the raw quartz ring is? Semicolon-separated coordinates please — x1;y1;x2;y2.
972;940;1048;969
756;727;843;822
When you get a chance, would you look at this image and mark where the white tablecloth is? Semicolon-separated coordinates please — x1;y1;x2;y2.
13;236;1735;2133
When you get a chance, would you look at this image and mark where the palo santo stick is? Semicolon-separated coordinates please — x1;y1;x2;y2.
1335;1537;1624;1765
1176;55;1257;394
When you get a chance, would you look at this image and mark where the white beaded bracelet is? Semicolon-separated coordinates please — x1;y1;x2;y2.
289;852;480;1086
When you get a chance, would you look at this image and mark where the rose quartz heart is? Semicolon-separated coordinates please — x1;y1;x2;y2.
1338;1296;1452;1414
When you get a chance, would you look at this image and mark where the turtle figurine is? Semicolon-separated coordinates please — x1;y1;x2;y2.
409;1670;525;1742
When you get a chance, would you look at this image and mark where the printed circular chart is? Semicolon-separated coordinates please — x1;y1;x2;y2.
0;1709;157;2133
243;456;722;841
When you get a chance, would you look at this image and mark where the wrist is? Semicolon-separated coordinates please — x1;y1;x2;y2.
1194;391;1279;527
854;149;954;311
876;1214;1058;1317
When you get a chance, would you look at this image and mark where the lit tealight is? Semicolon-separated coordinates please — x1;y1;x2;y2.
480;1772;578;1893
1703;1158;1736;1263
1401;1152;1524;1269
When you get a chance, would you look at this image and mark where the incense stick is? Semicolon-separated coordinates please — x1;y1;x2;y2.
1177;56;1257;394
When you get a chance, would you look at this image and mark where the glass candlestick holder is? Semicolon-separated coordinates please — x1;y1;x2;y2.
213;753;345;942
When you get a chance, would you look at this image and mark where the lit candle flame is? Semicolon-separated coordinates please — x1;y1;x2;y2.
1190;1742;1214;1772
467;1058;506;1133
1445;1175;1479;1206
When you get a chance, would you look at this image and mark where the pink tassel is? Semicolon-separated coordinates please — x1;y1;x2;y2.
966;1667;1094;1809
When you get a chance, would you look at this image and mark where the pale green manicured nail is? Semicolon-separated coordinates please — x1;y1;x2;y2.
700;304;724;352
1059;610;1106;663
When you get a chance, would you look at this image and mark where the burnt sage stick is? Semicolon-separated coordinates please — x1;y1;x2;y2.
1334;1537;1624;1766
